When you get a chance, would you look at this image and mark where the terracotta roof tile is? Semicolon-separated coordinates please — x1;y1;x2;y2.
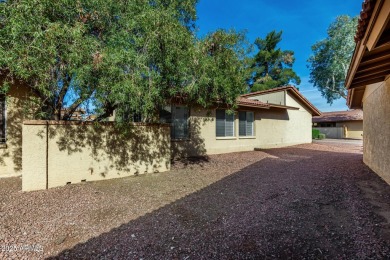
355;0;377;43
312;109;363;123
237;97;270;108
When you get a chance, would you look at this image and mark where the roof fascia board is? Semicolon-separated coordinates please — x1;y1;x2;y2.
366;0;390;50
346;0;385;88
287;88;321;116
238;104;270;110
346;43;367;88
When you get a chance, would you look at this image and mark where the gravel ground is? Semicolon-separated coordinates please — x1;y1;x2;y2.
1;142;390;259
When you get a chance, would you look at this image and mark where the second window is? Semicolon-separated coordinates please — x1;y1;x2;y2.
239;111;254;137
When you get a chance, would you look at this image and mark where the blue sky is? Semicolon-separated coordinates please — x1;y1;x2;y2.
196;0;362;112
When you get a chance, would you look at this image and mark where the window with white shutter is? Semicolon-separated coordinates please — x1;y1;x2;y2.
239;111;254;136
216;109;235;137
0;95;5;143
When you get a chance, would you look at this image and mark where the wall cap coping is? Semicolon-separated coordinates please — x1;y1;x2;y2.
23;120;171;127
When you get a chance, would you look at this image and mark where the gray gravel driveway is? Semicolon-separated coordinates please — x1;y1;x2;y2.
1;141;390;259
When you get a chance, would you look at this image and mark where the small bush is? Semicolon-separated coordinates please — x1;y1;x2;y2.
312;129;320;139
318;133;326;140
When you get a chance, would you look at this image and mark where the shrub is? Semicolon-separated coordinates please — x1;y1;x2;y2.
312;129;320;139
318;133;326;140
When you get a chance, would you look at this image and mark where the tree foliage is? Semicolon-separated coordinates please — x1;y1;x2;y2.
0;0;248;121
248;30;300;92
193;30;250;108
307;15;358;104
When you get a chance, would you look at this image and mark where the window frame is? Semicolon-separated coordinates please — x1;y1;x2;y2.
172;105;190;140
238;111;255;137
216;109;235;138
163;105;190;141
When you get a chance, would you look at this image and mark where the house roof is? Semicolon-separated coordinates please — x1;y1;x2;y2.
355;0;377;43
237;97;270;109
241;86;321;116
312;109;363;123
346;0;390;108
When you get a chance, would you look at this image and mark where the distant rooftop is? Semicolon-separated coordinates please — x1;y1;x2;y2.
313;110;363;123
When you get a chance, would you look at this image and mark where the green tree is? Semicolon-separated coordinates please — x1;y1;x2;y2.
0;0;247;122
192;29;250;108
248;30;300;92
307;15;358;104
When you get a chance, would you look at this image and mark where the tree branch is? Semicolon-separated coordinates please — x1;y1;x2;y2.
62;90;94;120
54;77;70;120
320;84;347;99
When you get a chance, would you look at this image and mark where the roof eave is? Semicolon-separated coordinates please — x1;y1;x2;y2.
346;0;389;98
288;87;321;116
239;86;321;116
237;103;270;109
268;104;300;110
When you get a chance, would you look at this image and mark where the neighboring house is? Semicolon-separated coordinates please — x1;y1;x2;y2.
312;110;363;139
169;86;321;157
346;0;390;183
60;108;96;121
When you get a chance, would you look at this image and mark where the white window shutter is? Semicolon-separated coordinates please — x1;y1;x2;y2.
225;112;235;137
216;109;226;137
246;112;254;136
239;111;246;136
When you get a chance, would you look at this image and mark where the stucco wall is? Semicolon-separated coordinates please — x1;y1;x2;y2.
362;79;390;184
172;108;265;157
314;121;363;139
335;121;363;139
22;121;171;191
0;83;31;178
255;106;312;148
315;127;344;139
172;92;312;157
247;91;286;105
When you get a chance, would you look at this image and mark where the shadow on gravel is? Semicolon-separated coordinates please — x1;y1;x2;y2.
171;156;210;169
50;147;390;259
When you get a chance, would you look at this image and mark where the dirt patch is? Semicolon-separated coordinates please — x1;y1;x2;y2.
357;179;390;241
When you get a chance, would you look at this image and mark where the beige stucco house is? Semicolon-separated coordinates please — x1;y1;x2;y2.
346;0;390;183
170;86;321;157
1;82;320;191
312;110;363;139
